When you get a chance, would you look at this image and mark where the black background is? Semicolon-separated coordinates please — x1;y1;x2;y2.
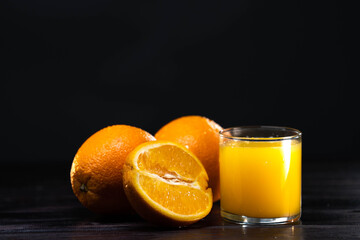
1;0;356;164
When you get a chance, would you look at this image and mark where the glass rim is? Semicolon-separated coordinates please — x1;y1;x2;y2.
219;126;302;142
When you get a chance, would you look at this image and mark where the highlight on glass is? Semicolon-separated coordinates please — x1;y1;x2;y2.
219;126;302;224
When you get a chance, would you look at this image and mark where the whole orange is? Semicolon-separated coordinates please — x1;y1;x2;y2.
70;125;155;214
155;116;223;202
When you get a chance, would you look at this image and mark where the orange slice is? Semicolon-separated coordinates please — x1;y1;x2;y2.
123;141;213;227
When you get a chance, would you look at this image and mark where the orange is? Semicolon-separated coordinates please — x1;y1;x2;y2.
123;141;213;227
155;116;223;202
70;125;155;214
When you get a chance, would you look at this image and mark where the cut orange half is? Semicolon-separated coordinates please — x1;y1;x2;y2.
123;141;213;227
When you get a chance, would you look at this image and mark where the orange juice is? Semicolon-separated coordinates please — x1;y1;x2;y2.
220;139;301;220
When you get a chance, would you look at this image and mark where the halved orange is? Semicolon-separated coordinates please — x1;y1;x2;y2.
123;141;213;227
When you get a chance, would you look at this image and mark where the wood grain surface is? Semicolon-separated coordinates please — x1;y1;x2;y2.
1;157;359;239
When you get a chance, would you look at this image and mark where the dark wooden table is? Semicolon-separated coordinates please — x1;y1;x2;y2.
1;156;359;239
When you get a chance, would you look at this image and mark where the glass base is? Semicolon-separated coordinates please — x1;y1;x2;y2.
221;209;301;225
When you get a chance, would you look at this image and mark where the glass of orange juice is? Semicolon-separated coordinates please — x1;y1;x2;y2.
219;126;302;224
